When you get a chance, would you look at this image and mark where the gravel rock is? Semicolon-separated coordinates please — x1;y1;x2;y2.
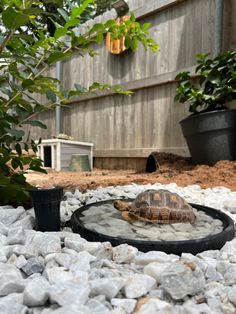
22;257;45;275
0;263;24;296
49;281;90;306
90;277;127;299
158;261;206;300
124;274;156;298
30;233;61;256
112;244;138;264
0;206;25;227
135;251;179;265
0;293;28;314
23;275;50;306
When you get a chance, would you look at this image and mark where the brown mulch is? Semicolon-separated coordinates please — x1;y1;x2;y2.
26;153;236;192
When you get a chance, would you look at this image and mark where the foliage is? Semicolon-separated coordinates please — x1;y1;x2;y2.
95;0;116;17
175;50;236;114
0;0;159;205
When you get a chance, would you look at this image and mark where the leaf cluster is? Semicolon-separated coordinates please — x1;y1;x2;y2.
175;50;236;113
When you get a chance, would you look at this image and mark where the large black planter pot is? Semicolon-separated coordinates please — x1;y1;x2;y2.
180;109;236;165
29;187;63;232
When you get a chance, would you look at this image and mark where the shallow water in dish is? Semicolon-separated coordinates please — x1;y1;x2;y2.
80;203;224;241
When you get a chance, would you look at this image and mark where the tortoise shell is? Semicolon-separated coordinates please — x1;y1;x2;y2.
125;189;196;223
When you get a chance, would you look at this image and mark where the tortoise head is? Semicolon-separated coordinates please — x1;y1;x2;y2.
113;200;131;212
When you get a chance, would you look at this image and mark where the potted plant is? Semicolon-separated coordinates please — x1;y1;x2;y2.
175;50;236;165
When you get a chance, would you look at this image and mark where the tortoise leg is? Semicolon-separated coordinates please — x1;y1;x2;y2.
121;211;137;223
113;200;132;212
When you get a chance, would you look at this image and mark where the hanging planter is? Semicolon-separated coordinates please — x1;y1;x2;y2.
106;16;130;55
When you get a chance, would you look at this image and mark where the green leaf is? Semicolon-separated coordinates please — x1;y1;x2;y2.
105;20;116;29
48;51;67;64
89;82;103;91
71;0;94;19
15;143;22;156
64;18;80;29
142;23;151;32
54;27;67;40
74;83;87;93
2;7;29;29
89;23;105;35
9;129;25;139
0;175;10;185
45;90;57;102
24;120;47;129
57;8;69;21
11;158;23;170
22;79;35;89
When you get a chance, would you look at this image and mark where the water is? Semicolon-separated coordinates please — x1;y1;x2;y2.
80;203;224;241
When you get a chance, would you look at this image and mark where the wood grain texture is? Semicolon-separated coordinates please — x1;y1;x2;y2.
25;0;234;170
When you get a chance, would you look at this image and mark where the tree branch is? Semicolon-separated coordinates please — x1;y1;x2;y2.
0;31;14;54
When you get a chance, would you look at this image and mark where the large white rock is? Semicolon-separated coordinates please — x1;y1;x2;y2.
69;251;96;273
135;251;179;265
64;238;85;252
0;293;28;314
223;265;236;285
54;253;72;268
12;244;38;259
223;199;236;214
112;244;138;264
49;281;90;306
158;261;206;300
86;299;110;314
220;242;236;263
111;298;137;314
90;277;127;299
7;226;26;245
124;274;156;299
0;263;24;296
0;234;7;246
228;286;236;306
0;222;8;236
93;241;113;260
7;254;27;269
30;233;61;257
44;267;73;284
144;262;172;283
10;215;35;230
23;275;50;307
0;206;25;227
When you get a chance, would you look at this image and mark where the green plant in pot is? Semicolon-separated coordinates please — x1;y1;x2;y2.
175;50;236;165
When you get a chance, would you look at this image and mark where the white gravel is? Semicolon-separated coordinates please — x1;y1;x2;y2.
0;182;235;314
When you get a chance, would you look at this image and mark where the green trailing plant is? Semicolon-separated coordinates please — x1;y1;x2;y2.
175;50;236;114
0;0;159;205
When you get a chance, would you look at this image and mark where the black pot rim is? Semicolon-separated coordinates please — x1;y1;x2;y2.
70;199;235;255
29;186;63;192
179;108;235;124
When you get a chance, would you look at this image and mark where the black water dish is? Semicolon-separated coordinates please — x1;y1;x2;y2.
175;50;236;165
70;199;235;256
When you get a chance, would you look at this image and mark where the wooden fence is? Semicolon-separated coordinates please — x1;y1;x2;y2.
29;0;236;170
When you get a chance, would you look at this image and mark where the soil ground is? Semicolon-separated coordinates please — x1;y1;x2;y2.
26;153;236;192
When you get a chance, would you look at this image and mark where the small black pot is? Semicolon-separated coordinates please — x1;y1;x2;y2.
180;109;236;165
29;186;63;232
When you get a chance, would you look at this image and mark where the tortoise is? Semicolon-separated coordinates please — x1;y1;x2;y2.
113;189;196;224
